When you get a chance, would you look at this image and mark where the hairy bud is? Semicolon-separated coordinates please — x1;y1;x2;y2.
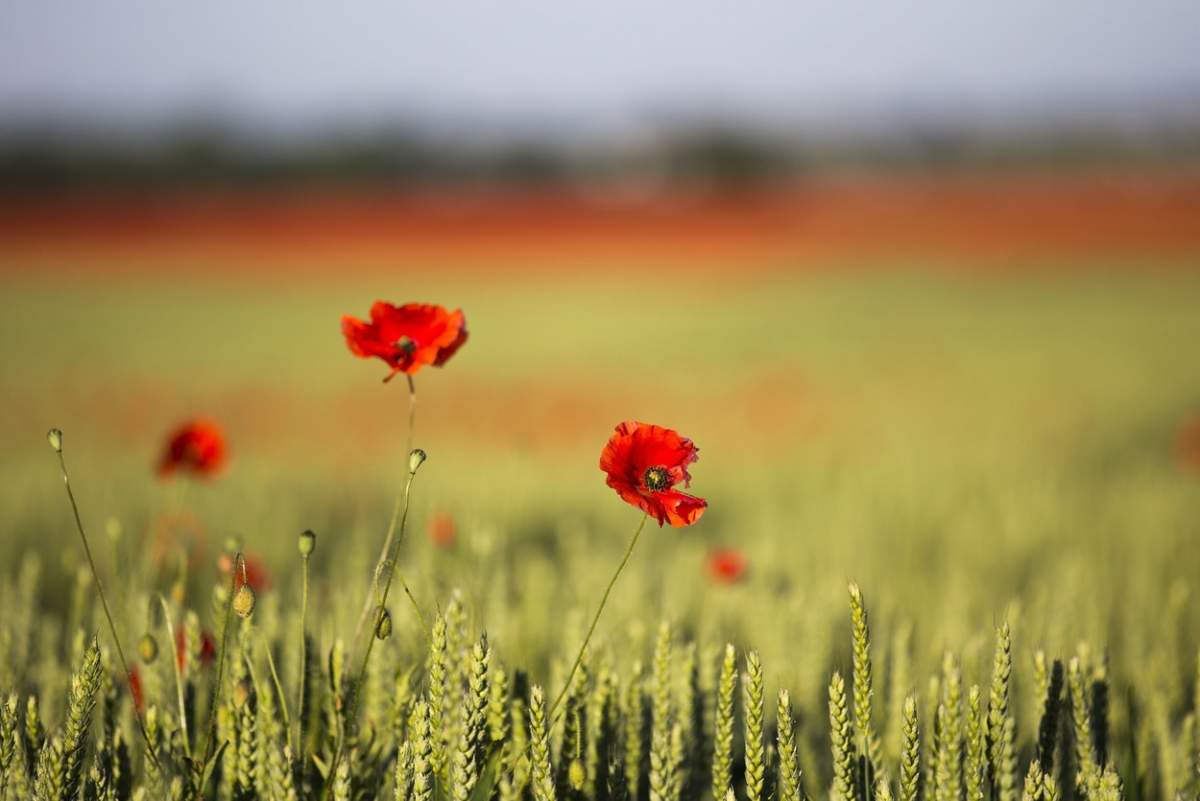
233;585;256;619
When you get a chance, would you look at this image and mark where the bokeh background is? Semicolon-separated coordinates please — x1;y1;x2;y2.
2;2;1200;675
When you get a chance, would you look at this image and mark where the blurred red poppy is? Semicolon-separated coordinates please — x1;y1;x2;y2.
175;626;216;673
128;667;144;713
1177;414;1200;473
599;420;707;527
218;552;272;593
706;548;747;584
428;512;457;549
342;301;468;380
158;419;226;478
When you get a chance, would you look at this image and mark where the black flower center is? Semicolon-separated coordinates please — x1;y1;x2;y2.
643;466;672;492
393;336;417;355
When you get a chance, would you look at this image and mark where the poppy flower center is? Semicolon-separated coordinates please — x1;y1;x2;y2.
642;465;672;492
393;336;417;355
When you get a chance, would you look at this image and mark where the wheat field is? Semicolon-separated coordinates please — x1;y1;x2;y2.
0;264;1198;801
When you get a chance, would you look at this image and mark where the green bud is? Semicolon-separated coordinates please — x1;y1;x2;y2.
408;448;427;474
47;428;63;453
374;607;392;640
298;529;316;557
138;634;159;664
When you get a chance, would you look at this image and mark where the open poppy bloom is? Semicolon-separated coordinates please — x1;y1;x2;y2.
600;420;707;527
706;548;748;584
342;301;468;380
158;419;226;478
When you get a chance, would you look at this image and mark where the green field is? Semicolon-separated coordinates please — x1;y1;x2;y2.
1;261;1199;801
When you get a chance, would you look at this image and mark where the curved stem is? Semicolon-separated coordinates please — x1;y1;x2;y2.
262;630;292;752
158;594;191;760
322;464;421;801
53;447;161;770
201;552;243;773
352;375;418;656
549;513;648;721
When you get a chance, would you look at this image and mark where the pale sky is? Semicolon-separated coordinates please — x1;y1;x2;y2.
2;1;1198;129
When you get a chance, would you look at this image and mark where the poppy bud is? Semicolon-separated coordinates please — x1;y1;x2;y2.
298;529;316;557
374;607;392;640
224;536;242;554
47;428;63;453
233;585;256;619
569;760;585;791
409;448;427;475
138;634;158;664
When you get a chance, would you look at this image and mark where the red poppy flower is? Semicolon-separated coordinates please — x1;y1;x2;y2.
158;419;226;478
175;627;217;673
428;512;457;549
218;552;272;593
706;548;747;584
342;301;468;380
128;667;145;713
599;420;707;527
1177;414;1200;474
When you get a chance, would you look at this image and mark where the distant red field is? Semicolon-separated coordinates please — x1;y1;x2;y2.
2;169;1200;276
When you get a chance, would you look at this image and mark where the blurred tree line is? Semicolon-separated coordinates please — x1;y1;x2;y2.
2;120;1199;191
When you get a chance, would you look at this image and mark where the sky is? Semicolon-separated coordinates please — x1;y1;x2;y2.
2;1;1199;132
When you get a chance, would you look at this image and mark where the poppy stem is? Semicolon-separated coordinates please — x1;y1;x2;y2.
49;434;163;771
352;375;419;658
406;373;416;456
157;594;191;760
323;455;423;801
549;512;649;721
296;544;310;767
200;552;243;779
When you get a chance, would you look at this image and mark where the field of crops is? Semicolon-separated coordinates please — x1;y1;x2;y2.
1;197;1199;801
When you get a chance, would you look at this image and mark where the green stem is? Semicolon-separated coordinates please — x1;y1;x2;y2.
352;375;418;657
53;445;162;770
322;460;422;801
262;629;292;752
549;513;648;721
296;551;310;762
158;594;191;760
200;552;243;774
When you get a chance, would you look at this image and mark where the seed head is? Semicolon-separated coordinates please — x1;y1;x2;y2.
233;679;252;709
298;529;317;557
374;607;393;640
138;634;159;664
233;585;256;619
569;760;586;791
409;448;427;475
47;428;63;453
